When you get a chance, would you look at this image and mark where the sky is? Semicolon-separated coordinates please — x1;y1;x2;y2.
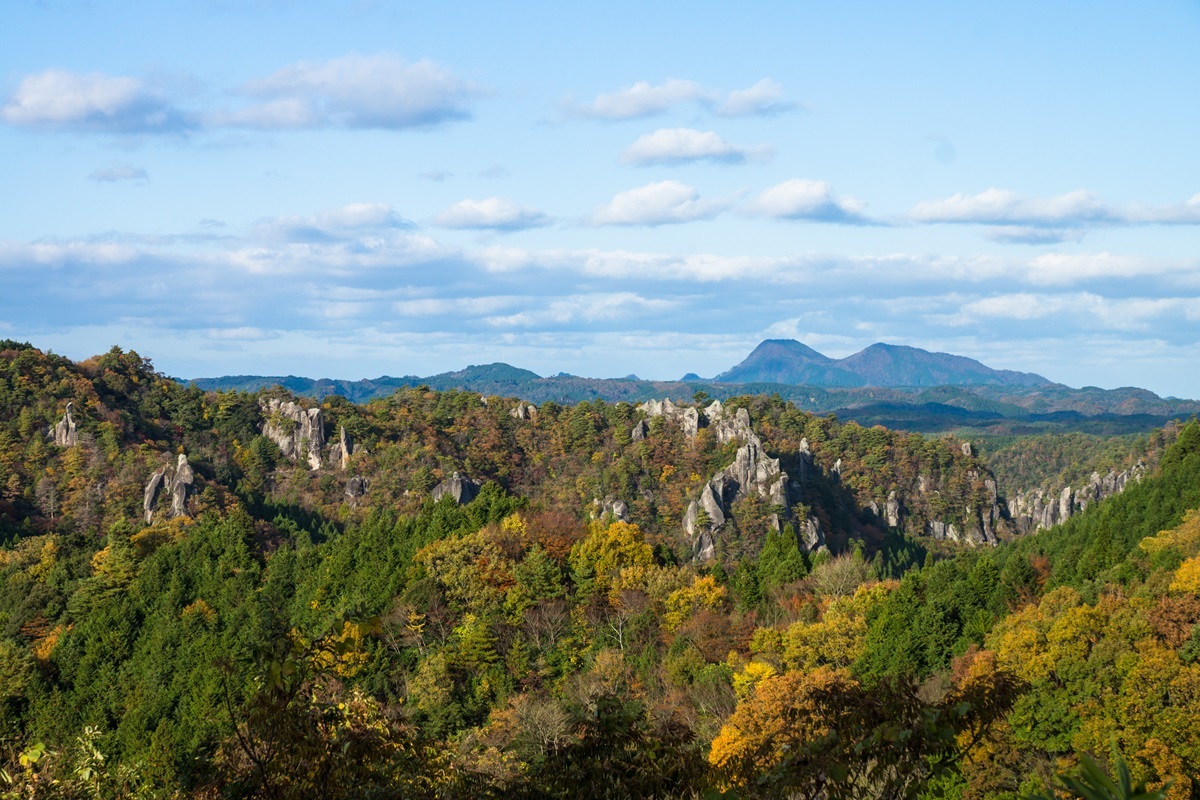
2;1;1199;397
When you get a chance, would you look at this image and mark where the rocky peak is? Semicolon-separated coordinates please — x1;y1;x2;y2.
261;398;326;470
1008;461;1147;533
143;453;195;523
328;425;353;471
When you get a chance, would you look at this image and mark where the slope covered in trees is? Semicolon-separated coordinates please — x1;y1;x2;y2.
1;342;1198;798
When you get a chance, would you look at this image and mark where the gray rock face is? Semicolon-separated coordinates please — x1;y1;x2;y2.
636;398;702;439
432;472;480;505
345;475;368;505
592;497;630;522
928;521;960;542
143;469;166;524
261;399;326;470
961;441;974;457
1008;461;1147;533
143;454;194;523
630;420;648;441
799;516;825;551
52;403;78;448
170;454;194;518
327;425;353;471
681;409;790;561
509;403;537;421
885;491;901;528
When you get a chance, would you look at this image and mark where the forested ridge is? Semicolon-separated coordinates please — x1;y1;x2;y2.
2;342;1198;799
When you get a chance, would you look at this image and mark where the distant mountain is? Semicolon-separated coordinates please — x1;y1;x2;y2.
713;339;866;386
716;340;1052;389
836;343;1052;388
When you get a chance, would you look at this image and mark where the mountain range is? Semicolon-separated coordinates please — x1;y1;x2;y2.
187;340;1199;434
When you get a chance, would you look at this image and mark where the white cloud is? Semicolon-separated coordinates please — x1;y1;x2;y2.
590;180;732;226
620;127;766;166
432;197;550;231
568;79;710;120
87;163;148;182
566;77;794;120
484;292;676;328
717;78;796;117
747;179;873;224
911;188;1114;227
0;69;191;134
946;292;1200;331
225;53;479;130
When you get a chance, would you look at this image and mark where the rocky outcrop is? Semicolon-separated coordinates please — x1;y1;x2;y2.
592;497;629;522
171;455;194;518
51;403;78;448
143;469;166;524
509;403;537;421
636;398;700;438
345;475;368;505
261;399;326;470
631;420;648;441
885;491;901;528
1008;462;1147;533
143;454;194;523
328;426;353;471
683;409;790;561
432;472;480;505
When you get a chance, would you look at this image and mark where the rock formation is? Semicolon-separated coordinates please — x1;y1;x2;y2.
345;475;368;505
328;425;353;471
261;399;326;470
51;403;78;448
143;469;166;524
170;454;194;518
636;398;700;438
682;409;790;561
1008;462;1147;533
509;403;537;421
592;497;629;522
431;472;480;505
630;420;648;441
142;454;194;523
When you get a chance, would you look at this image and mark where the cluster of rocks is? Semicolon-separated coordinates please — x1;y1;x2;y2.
509;403;537;421
261;399;327;470
591;496;629;522
1008;463;1146;533
143;454;195;523
640;401;799;561
635;398;701;438
918;469;1002;547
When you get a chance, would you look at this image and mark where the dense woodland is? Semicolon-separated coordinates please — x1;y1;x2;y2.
1;342;1199;798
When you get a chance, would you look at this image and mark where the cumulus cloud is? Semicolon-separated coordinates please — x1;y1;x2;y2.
946;292;1200;331
566;77;794;120
717;78;796;117
485;292;676;328
432;197;550;231
223;54;480;130
0;69;192;134
620;127;768;166
747;179;875;225
87;163;148;182
589;180;731;226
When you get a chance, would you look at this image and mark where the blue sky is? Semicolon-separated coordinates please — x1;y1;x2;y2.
2;1;1199;396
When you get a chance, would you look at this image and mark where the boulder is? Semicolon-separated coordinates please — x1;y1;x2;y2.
592;497;630;522
630;420;648;441
510;403;537;421
345;476;368;505
432;472;480;505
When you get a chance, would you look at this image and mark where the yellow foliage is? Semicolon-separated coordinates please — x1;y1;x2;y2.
731;660;777;699
568;520;654;592
778;583;892;671
32;624;64;665
1140;509;1200;559
1169;555;1200;594
500;512;528;542
664;574;727;630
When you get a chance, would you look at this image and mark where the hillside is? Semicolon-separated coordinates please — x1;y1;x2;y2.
2;341;1199;798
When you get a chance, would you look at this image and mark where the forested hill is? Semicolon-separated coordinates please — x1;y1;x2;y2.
189;365;1200;436
3;341;1200;798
